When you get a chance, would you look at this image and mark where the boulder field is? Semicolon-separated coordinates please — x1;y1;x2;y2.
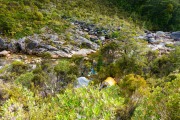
0;20;179;59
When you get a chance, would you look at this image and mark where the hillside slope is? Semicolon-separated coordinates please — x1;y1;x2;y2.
0;0;179;120
0;0;142;39
108;0;180;31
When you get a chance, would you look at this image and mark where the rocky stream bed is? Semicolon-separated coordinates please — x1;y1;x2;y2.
0;20;180;70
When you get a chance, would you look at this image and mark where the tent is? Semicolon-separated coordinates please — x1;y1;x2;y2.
75;77;90;88
104;77;117;86
99;77;117;90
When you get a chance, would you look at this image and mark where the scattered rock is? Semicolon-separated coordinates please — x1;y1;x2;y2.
156;31;165;37
141;31;179;54
72;49;95;56
0;50;10;57
79;36;99;50
100;36;105;41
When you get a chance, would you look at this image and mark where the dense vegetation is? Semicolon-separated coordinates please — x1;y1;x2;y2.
0;0;179;38
0;0;180;120
0;0;136;38
109;0;180;31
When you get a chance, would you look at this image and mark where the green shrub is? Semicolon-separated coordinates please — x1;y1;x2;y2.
32;65;49;88
165;43;174;48
11;61;28;74
119;74;147;96
0;84;124;120
150;55;174;77
53;86;124;120
34;11;44;21
15;72;34;88
40;52;52;58
132;78;180;120
54;60;70;75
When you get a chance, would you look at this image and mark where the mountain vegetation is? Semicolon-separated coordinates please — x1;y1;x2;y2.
0;0;179;120
109;0;180;31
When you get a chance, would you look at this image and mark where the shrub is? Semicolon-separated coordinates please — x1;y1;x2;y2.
34;11;43;20
11;61;28;74
54;86;124;120
54;60;70;76
32;65;49;88
119;74;147;96
40;52;52;58
150;55;174;77
15;72;34;88
0;84;124;120
132;78;180;120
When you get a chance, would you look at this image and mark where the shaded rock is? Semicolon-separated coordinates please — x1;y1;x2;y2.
39;44;58;51
8;41;21;53
171;31;180;41
79;36;99;50
17;38;26;52
26;40;39;50
148;38;156;44
61;46;72;53
0;38;7;50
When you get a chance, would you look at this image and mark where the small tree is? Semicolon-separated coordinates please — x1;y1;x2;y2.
54;60;70;82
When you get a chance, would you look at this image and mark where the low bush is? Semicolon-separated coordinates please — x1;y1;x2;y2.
0;84;124;120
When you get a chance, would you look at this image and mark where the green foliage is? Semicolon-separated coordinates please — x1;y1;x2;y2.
54;60;70;75
40;52;52;58
0;0;179;119
15;72;34;88
116;38;147;75
0;0;141;38
119;74;147;96
109;0;180;31
32;65;49;88
10;61;28;74
133;78;180;120
54;86;124;119
0;84;124;120
54;60;78;85
150;47;180;77
150;55;173;77
34;11;44;21
100;41;119;64
97;54;103;72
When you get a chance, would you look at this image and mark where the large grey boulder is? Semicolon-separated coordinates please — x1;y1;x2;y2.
171;31;180;41
8;41;21;53
25;40;39;54
156;31;165;37
26;40;39;50
75;77;90;88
